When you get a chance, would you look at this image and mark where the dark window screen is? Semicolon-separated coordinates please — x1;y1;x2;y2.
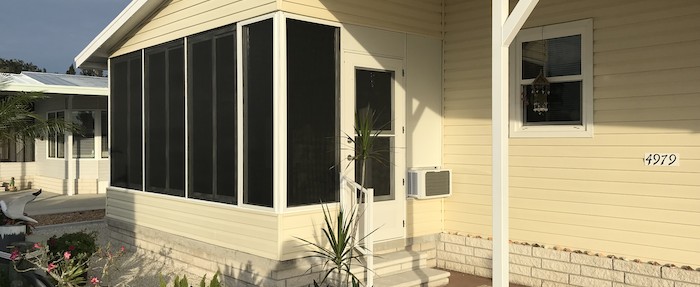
145;40;185;197
110;51;142;190
355;70;393;130
286;19;339;207
243;19;274;207
188;25;237;204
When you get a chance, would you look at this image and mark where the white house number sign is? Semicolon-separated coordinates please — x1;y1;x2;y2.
644;153;679;166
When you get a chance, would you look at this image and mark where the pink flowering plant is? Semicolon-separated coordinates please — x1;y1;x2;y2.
88;242;127;285
11;242;92;287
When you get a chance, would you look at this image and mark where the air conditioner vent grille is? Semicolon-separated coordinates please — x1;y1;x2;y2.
425;171;450;196
407;167;451;199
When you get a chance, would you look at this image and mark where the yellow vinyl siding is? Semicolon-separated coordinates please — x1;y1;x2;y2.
443;0;700;266
279;0;442;38
406;198;443;238
278;206;340;261
107;188;280;260
112;0;277;57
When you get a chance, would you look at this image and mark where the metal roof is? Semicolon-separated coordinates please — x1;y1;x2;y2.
0;72;108;96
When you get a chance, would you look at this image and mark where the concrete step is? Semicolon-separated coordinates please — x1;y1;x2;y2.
373;268;450;287
372;250;427;277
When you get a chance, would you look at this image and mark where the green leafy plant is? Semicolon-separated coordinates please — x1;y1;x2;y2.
300;108;388;287
298;205;368;286
160;271;222;287
48;231;98;257
345;107;390;188
12;242;91;287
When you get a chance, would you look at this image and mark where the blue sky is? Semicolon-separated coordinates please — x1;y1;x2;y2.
0;0;131;73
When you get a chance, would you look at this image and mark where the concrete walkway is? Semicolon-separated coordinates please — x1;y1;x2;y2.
0;189;105;215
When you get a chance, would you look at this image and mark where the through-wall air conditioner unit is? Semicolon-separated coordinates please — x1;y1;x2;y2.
407;167;452;199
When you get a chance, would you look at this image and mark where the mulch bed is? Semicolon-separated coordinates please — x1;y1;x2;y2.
32;209;105;226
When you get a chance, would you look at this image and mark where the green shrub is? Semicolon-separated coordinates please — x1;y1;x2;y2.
47;230;98;257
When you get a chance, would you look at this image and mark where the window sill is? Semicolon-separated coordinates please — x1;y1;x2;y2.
510;124;593;138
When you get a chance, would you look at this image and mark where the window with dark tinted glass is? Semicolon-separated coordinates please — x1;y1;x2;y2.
145;40;185;196
188;25;237;204
286;19;339;207
243;19;274;207
521;35;582;125
110;51;142;190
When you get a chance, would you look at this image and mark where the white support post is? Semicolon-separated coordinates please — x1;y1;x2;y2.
492;0;538;286
491;0;510;283
365;187;374;287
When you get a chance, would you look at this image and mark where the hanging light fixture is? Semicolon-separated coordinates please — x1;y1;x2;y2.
530;69;550;114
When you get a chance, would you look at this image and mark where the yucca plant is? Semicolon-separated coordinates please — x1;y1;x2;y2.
301;107;388;287
346;107;390;189
299;204;369;286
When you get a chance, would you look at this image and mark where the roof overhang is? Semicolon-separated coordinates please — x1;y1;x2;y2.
1;82;108;96
75;0;166;70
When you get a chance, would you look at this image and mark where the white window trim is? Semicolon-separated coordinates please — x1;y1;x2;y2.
46;110;66;160
509;19;593;138
280;12;342;213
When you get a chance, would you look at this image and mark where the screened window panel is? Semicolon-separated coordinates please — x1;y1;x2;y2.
110;58;129;187
168;46;186;194
243;19;274;208
145;41;185;197
215;33;237;204
189;38;214;200
145;49;168;194
188;26;237;204
286;19;339;207
72;111;95;158
109;53;143;190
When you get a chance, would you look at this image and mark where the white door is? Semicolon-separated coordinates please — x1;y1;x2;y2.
342;52;405;242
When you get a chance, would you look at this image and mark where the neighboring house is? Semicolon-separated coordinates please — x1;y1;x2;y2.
0;72;109;195
76;0;700;286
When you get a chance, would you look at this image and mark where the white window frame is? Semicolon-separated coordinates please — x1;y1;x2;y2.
47;109;107;160
46;110;66;159
510;19;593;138
71;109;100;160
237;12;280;212
280;12;342;213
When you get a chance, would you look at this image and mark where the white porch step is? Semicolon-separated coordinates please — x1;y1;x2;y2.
372;250;427;276
373;268;450;287
352;250;449;287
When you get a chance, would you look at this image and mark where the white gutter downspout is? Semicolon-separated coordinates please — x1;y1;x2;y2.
492;0;538;286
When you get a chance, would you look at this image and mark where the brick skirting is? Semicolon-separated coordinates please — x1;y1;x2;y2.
436;233;700;287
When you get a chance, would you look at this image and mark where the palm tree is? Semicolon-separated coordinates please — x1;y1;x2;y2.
0;81;78;143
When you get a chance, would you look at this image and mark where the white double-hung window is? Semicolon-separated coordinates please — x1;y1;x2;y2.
510;19;593;137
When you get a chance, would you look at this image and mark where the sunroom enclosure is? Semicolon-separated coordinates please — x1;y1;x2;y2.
110;14;341;212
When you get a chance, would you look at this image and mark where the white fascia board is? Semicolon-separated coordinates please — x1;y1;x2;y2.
2;83;108;96
75;0;165;69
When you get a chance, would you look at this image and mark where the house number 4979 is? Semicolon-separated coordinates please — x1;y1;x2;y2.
644;153;679;166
